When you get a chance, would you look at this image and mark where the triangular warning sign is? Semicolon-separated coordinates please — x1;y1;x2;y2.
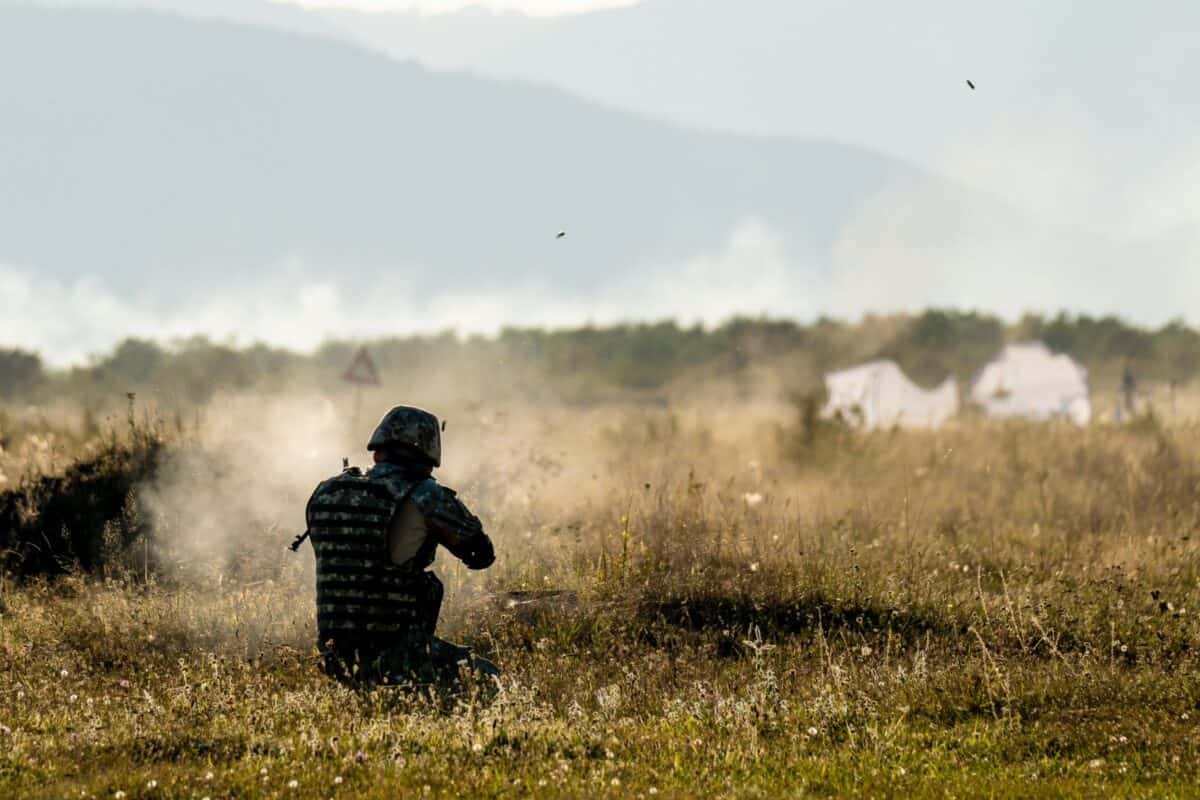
342;346;381;386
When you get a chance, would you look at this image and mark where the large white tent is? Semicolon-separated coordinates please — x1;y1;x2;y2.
823;360;958;430
970;342;1091;425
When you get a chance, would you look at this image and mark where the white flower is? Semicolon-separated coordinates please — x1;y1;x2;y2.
114;793;126;799
860;646;873;657
60;669;69;678
611;778;621;787
204;772;214;781
334;776;344;785
742;492;764;507
146;780;157;789
807;727;819;736
287;779;299;789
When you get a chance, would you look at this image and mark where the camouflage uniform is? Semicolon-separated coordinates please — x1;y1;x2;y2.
306;406;496;687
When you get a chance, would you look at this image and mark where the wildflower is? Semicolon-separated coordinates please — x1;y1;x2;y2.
807;727;819;736
743;492;764;507
287;780;299;789
472;742;483;753
334;776;344;785
60;669;69;678
1088;758;1104;769
204;772;214;781
611;778;621;787
354;751;368;763
860;646;873;657
748;562;760;573
119;680;130;689
0;724;10;736
69;694;78;704
114;793;126;799
649;789;659;796
146;780;157;789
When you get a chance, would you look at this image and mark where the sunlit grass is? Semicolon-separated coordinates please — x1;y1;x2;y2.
2;408;1200;796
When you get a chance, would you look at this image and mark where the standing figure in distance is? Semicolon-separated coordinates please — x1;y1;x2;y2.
306;405;497;686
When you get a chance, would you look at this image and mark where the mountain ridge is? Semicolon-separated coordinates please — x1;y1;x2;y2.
0;2;1193;360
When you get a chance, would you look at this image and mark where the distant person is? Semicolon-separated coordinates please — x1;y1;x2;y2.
1121;363;1138;416
304;405;498;687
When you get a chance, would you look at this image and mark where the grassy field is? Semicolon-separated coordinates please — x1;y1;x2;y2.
2;400;1200;797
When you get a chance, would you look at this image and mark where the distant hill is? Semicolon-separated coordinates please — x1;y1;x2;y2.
0;6;1044;294
0;2;1193;356
18;0;1200;238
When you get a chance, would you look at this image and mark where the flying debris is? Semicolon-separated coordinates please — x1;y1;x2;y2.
966;79;976;90
556;230;566;239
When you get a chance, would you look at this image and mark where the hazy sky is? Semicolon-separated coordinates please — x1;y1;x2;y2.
272;0;636;16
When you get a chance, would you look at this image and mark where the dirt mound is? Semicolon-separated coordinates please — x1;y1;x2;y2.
0;437;163;578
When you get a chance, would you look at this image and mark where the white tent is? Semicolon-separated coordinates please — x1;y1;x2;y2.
823;360;958;430
970;342;1091;425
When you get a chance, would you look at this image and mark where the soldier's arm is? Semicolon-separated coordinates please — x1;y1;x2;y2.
411;481;495;570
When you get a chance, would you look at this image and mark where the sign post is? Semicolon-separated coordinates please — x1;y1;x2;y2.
342;346;381;433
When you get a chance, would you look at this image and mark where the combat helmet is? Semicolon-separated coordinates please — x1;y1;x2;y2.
367;405;441;467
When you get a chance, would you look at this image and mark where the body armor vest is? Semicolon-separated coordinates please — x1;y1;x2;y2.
306;468;435;643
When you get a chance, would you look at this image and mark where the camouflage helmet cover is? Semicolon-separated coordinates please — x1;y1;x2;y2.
367;405;442;467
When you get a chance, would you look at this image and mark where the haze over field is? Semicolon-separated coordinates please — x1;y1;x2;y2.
2;0;1198;363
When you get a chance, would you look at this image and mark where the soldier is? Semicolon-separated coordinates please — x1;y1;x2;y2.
304;405;498;687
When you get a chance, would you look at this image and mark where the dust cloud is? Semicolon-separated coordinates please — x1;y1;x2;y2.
133;378;789;601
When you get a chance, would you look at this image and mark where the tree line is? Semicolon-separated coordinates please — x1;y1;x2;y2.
2;311;1197;409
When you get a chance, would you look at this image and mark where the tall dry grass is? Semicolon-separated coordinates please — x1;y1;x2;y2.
1;400;1200;796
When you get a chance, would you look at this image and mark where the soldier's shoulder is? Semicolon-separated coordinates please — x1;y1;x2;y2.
409;480;481;530
407;477;457;507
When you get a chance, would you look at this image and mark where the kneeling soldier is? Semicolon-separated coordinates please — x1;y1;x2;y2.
305;405;497;686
